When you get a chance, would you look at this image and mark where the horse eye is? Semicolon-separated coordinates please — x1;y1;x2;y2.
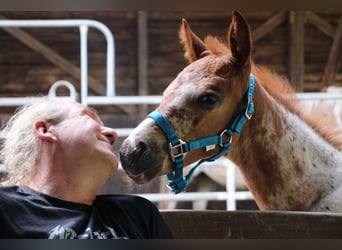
198;93;219;108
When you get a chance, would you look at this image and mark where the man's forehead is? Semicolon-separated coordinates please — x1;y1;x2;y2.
59;102;101;121
84;106;101;119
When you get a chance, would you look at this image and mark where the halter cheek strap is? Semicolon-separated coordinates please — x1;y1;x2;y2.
147;74;255;194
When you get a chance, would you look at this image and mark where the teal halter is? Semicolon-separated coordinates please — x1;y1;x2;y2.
147;74;255;194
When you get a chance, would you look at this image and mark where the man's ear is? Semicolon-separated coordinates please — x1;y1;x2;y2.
34;120;58;143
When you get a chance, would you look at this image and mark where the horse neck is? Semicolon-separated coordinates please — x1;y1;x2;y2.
228;81;342;211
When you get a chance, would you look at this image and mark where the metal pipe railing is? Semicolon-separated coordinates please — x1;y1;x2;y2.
0;19;115;104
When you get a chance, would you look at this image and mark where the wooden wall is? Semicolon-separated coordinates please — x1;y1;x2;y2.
0;11;341;153
147;11;342;92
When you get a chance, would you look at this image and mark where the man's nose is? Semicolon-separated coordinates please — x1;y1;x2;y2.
102;127;118;145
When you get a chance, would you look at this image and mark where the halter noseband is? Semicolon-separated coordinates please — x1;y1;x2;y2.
147;74;255;194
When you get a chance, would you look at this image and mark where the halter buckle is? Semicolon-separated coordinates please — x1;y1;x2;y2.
245;109;253;120
169;139;186;162
245;98;254;120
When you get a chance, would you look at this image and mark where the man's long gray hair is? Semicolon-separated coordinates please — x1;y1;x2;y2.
0;100;66;185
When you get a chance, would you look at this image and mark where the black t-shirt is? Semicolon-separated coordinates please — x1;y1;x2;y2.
0;185;173;239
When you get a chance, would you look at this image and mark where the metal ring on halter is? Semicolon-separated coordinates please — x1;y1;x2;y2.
219;129;233;147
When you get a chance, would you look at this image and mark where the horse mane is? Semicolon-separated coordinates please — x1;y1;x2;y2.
251;64;299;111
251;64;342;151
204;36;230;55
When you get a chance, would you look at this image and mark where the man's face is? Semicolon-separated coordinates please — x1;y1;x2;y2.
53;102;119;178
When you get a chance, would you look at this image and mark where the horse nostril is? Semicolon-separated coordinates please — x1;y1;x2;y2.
120;136;161;165
120;138;153;165
136;140;150;159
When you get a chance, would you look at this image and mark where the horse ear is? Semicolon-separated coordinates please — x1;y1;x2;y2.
227;11;252;65
179;18;208;63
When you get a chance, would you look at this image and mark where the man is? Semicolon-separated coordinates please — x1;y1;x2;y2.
0;100;172;239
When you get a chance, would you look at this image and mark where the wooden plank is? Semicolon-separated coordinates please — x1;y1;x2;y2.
289;11;305;91
306;11;336;39
0;14;106;96
252;11;287;43
321;16;342;89
137;11;149;121
161;210;342;239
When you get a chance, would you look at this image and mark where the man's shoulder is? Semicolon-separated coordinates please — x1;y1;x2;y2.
95;193;152;204
0;185;52;208
0;185;20;198
94;193;157;212
0;185;35;211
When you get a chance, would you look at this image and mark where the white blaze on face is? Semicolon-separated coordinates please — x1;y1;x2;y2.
126;118;156;148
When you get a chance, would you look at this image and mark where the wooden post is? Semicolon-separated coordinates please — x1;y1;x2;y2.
289;11;305;91
321;16;342;90
137;11;149;121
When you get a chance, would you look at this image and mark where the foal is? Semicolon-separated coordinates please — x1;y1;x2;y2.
120;11;342;212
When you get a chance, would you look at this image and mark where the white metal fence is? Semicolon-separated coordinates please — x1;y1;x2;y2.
1;19;342;210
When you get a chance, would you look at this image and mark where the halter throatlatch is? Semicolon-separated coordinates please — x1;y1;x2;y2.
147;74;255;194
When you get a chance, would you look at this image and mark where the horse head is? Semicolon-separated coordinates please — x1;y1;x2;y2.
120;11;254;187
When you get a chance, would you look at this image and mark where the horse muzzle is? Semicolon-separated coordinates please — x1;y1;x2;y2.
119;119;170;183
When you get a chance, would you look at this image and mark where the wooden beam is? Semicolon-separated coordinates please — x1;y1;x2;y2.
252;11;287;43
289;11;305;91
306;11;336;39
0;15;106;96
321;15;342;89
162;210;342;239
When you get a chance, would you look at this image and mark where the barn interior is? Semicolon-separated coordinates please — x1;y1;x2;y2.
0;11;341;211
